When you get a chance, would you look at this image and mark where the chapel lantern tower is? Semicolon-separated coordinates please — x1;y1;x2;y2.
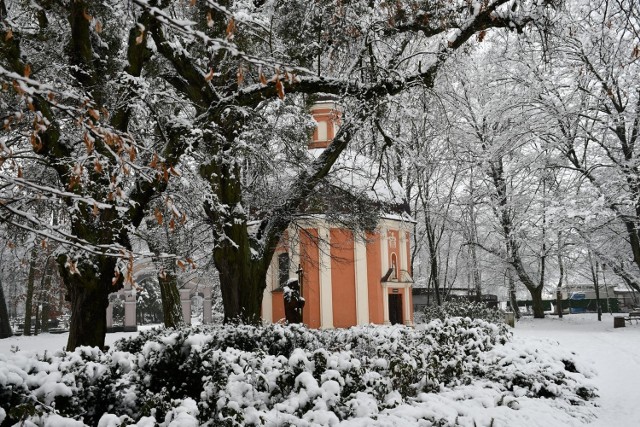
309;100;342;149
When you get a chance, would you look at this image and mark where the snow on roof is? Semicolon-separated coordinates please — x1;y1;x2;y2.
307;148;407;208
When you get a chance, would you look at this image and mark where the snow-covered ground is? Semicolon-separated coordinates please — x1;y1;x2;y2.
0;324;161;355
1;314;639;426
514;313;640;427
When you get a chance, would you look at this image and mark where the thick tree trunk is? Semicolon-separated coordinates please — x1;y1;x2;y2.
40;302;50;333
0;280;12;338
159;271;183;328
146;230;184;328
214;243;267;324
59;255;116;350
556;290;563;318
529;285;545;319
513;259;545;319
216;263;267;324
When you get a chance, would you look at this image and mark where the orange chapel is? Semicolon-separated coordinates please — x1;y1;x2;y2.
261;100;414;327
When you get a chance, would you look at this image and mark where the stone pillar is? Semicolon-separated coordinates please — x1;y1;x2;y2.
318;225;334;329
123;290;137;332
106;300;113;329
180;288;192;325
203;288;213;325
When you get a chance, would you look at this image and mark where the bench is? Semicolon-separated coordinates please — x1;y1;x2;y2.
625;312;640;325
614;312;640;328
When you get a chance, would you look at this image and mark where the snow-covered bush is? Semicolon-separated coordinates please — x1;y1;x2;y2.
422;300;505;324
0;320;596;426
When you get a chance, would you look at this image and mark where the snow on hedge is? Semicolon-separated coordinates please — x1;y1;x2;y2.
0;319;596;426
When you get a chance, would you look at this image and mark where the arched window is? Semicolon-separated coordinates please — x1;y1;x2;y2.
391;253;398;280
278;253;290;288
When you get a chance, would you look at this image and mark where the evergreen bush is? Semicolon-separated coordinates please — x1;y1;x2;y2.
0;320;595;426
422;300;506;324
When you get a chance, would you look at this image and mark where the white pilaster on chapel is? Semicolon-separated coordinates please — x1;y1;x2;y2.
403;285;412;326
354;236;370;325
318;224;334;329
291;228;301;280
380;226;389;275
380;226;391;325
382;284;390;325
399;231;407;281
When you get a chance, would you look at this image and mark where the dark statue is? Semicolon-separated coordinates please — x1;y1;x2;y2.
284;279;305;324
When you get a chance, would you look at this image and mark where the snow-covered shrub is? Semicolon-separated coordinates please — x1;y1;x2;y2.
479;338;598;404
422;300;506;324
0;347;134;426
113;323;324;357
0;320;595;426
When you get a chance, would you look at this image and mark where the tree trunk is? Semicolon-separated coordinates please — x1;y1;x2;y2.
556;290;563;318
529;285;545;319
214;243;267;324
202;131;270;323
159;270;183;328
0;279;12;338
557;235;564;318
59;255;116;350
595;281;602;321
23;246;38;336
428;246;441;305
41;302;50;333
40;270;52;332
34;304;40;336
146;226;184;328
507;265;521;319
217;263;267;324
589;253;602;321
468;195;482;300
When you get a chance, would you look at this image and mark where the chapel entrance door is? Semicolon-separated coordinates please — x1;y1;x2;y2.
389;294;403;325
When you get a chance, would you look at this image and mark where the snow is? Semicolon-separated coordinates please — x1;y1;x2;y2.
514;314;640;427
0;326;155;355
0;316;639;425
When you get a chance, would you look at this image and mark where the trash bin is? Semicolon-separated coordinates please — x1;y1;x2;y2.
505;312;515;328
614;316;626;328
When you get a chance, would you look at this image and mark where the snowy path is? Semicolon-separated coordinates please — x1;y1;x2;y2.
515;314;640;427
